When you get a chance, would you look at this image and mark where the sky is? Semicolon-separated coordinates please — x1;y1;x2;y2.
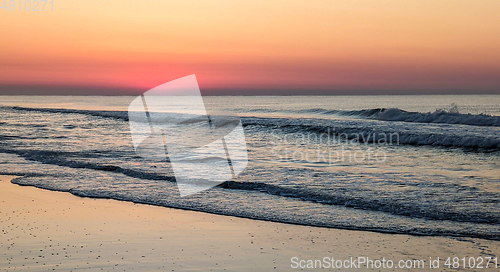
0;0;499;95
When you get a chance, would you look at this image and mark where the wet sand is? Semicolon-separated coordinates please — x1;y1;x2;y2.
0;175;498;271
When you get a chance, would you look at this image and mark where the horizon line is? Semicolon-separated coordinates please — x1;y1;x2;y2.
0;84;499;96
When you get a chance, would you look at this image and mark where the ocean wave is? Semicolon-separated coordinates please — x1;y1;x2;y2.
238;107;500;126
5;106;130;121
0;148;175;181
6;105;500;127
3;144;498;225
375;108;500;126
299;108;385;118
242;119;500;151
2;106;500;150
307;107;500;127
221;181;500;224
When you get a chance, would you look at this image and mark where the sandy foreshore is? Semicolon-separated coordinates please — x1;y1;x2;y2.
0;175;498;271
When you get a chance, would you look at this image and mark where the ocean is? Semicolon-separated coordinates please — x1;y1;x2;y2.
0;95;499;240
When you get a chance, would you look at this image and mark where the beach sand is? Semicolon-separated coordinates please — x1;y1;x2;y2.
0;175;498;271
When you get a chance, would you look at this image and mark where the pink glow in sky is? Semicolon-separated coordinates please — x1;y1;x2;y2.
1;0;499;95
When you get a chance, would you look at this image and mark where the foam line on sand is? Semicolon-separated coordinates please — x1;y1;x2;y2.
0;175;498;271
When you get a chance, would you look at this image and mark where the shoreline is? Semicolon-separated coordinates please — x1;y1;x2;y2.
10;176;500;242
1;175;499;271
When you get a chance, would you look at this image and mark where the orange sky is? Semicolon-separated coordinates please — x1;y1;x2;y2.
1;0;499;95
